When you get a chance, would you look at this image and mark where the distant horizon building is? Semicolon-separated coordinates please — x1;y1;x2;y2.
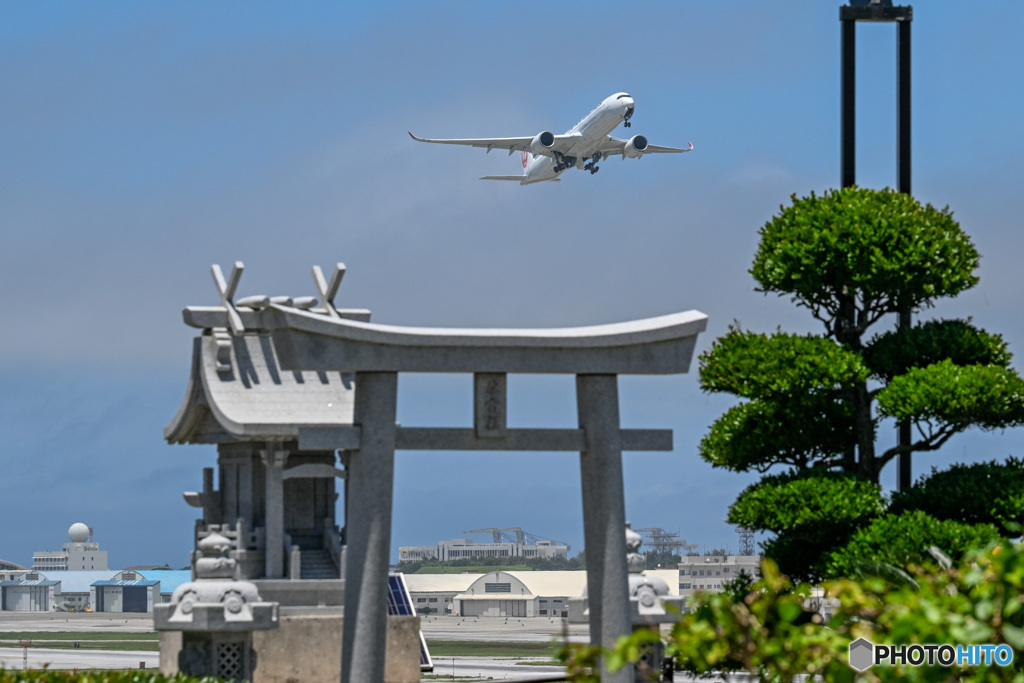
677;553;761;598
1;568;192;612
0;559;29;583
32;523;108;572
404;569;680;618
399;538;570;563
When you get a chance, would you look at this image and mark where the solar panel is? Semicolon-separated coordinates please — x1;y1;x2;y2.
388;573;433;671
386;574;413;614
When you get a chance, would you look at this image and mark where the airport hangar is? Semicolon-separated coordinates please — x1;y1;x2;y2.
404;569;679;618
0;569;192;612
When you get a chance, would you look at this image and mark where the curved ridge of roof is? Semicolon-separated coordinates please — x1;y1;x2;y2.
0;559;29;571
165;331;357;445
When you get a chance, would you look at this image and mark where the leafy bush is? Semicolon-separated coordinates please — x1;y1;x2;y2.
564;542;1024;682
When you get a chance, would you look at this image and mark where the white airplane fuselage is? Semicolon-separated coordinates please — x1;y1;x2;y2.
521;92;634;184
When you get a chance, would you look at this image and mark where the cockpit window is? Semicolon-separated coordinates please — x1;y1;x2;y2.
616;93;631;99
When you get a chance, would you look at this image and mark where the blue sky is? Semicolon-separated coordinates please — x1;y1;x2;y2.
2;2;1023;568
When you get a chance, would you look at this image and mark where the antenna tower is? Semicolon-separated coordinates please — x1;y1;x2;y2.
633;528;697;553
737;527;755;556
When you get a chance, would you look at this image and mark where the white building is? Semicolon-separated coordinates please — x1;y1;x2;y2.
0;559;29;583
677;554;762;598
32;523;108;571
404;569;679;618
399;538;569;563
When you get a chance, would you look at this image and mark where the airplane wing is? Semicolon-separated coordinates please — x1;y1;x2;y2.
597;136;693;159
409;132;580;157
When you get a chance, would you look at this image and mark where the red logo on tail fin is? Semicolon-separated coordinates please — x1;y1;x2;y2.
522;151;529;169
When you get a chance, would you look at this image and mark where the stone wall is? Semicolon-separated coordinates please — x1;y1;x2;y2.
160;614;421;683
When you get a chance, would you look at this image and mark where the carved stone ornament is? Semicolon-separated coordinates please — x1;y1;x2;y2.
153;531;278;633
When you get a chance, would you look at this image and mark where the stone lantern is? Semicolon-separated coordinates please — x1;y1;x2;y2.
154;531;279;681
570;523;685;681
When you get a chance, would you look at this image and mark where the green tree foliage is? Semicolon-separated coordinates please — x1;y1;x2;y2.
891;459;1024;536
566;543;1024;682
700;329;869;399
864;319;1012;381
749;188;979;341
728;470;886;533
643;549;681;569
699;187;1024;579
878;360;1024;432
727;470;886;580
824;510;1002;579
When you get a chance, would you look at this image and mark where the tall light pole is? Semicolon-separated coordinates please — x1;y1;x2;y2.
839;0;914;491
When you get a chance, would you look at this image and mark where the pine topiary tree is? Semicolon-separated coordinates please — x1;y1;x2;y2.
699;187;1024;581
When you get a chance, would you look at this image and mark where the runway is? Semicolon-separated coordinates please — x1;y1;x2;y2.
420;615;590;643
0;646;157;672
0;613;595;680
0;612;154;633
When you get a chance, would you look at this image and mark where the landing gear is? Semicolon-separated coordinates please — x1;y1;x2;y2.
553;152;577;173
583;153;601;175
624;121;631;128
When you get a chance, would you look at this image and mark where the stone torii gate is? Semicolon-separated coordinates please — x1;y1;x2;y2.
180;263;707;683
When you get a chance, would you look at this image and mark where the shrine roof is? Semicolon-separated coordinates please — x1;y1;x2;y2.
165;331;355;445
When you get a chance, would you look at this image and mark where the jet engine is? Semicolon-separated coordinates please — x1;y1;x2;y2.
623;134;649;158
529;131;555;155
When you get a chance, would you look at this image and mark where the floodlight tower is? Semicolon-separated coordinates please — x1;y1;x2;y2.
840;0;914;491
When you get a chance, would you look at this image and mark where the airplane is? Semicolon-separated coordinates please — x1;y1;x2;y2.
409;92;692;185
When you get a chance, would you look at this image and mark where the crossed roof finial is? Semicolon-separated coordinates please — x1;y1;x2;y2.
211;262;246;335
209;262;350;334
312;263;346;319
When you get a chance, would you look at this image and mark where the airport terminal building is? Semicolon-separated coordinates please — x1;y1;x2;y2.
677;554;761;596
399;538;569;563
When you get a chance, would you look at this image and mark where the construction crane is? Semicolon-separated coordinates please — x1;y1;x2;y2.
633;528;698;553
463;528;522;543
462;527;569;548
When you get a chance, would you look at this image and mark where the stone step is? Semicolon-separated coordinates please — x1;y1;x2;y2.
299;550;338;579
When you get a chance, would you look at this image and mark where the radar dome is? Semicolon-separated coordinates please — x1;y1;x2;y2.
68;523;90;543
